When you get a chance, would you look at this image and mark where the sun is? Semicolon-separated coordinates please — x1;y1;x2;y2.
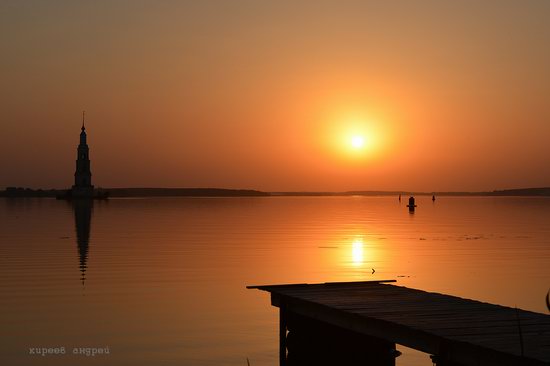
350;135;365;149
320;110;390;160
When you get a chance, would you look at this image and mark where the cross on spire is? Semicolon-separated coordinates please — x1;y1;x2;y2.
82;110;86;131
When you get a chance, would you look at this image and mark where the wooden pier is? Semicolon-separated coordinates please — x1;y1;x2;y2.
248;280;550;366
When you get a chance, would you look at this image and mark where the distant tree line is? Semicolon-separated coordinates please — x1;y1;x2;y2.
1;187;61;197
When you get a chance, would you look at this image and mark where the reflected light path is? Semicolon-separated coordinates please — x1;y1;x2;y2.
351;237;364;267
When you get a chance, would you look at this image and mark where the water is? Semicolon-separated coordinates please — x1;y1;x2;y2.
1;196;549;365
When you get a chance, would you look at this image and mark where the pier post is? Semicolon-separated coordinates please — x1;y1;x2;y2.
285;311;396;366
430;344;466;366
430;354;464;366
280;304;287;366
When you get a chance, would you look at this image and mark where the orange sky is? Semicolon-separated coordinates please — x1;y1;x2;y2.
1;1;550;192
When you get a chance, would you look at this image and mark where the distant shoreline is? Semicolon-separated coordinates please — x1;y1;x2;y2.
0;187;268;198
273;187;550;197
1;187;550;198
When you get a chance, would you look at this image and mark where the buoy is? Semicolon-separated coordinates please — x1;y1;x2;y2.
407;196;417;212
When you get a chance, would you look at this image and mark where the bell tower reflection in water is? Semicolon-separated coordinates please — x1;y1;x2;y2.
71;200;93;285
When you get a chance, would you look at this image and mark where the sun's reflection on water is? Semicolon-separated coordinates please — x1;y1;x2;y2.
351;237;364;266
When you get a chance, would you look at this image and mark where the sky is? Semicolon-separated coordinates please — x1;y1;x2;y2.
1;0;550;192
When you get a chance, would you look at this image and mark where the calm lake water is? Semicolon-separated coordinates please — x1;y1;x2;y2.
1;196;549;365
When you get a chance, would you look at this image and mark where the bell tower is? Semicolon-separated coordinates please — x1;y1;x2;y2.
72;111;94;193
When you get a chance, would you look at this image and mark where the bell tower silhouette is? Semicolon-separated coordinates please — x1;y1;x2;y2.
72;111;94;197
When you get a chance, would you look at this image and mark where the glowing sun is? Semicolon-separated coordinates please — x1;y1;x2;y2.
350;135;365;149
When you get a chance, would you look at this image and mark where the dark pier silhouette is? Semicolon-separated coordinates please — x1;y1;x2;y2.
248;281;550;366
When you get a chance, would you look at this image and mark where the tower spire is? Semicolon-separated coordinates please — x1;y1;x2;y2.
82;110;86;131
